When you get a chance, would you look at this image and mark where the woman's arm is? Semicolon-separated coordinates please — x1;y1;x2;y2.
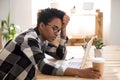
45;14;69;59
64;67;101;79
45;38;67;59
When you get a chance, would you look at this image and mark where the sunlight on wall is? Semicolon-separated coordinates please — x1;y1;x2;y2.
66;15;95;36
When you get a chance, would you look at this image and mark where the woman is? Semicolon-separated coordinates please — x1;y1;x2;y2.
0;8;101;80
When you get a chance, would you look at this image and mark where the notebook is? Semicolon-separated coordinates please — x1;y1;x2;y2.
55;37;95;69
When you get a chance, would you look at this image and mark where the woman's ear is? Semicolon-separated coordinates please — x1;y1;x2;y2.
39;22;45;30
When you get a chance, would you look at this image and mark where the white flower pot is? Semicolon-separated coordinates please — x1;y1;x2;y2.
94;49;103;57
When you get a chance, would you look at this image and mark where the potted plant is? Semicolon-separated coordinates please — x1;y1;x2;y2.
94;38;104;57
1;13;16;42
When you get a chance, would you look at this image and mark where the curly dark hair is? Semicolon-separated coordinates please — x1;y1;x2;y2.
37;8;65;27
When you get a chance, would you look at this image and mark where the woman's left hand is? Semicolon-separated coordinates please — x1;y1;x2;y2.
62;14;70;30
60;14;70;39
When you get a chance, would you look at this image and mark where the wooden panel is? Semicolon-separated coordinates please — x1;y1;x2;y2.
67;35;91;46
95;9;103;40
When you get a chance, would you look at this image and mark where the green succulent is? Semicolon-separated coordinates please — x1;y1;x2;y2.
94;38;104;49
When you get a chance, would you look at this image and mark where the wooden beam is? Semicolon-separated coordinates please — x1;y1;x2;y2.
95;9;103;40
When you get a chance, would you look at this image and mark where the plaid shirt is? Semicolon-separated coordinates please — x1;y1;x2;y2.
0;28;67;80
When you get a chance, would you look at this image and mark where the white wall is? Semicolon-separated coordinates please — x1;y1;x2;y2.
0;0;10;22
32;0;111;45
0;0;120;45
110;0;120;45
0;0;32;31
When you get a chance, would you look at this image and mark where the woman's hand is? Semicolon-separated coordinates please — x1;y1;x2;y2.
61;14;70;39
78;68;101;79
62;14;70;30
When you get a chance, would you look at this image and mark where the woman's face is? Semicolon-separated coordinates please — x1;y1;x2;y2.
39;18;62;42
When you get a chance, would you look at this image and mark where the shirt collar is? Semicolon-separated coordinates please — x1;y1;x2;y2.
34;27;47;43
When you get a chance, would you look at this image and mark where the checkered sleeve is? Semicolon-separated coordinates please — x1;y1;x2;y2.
45;38;68;60
0;39;36;80
14;29;67;76
0;29;68;79
26;37;67;76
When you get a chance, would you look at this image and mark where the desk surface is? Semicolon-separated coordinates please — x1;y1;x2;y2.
37;45;120;80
